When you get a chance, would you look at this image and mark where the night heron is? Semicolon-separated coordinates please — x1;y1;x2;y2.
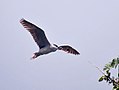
20;18;80;59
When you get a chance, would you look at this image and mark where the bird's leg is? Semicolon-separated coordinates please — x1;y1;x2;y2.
53;44;58;47
53;44;62;50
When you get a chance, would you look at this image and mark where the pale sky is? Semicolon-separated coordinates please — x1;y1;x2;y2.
0;0;119;90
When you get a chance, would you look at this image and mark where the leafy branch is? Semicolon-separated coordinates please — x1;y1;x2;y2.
98;57;119;90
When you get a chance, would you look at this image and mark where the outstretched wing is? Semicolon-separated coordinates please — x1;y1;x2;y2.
20;18;50;48
59;45;80;55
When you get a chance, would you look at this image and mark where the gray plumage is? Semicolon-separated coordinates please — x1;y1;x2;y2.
20;18;80;59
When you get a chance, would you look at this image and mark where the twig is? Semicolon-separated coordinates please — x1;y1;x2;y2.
88;61;105;75
88;61;117;86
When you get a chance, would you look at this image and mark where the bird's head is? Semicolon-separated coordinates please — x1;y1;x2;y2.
31;52;40;59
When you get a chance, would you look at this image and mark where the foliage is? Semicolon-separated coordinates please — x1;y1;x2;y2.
98;57;119;90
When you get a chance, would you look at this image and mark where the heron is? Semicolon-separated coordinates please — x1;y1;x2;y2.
20;18;80;59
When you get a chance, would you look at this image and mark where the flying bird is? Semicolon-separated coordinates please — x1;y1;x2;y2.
20;18;80;59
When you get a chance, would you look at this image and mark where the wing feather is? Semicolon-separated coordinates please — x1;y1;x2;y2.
59;45;80;55
20;18;50;48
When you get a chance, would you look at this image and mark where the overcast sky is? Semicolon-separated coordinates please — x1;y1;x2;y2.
0;0;119;90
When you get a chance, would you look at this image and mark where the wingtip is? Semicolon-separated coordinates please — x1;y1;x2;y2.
77;51;80;55
77;52;80;55
20;18;25;23
73;52;80;55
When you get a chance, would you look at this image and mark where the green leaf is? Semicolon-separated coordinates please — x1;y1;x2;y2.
113;87;119;90
106;70;111;77
106;70;109;74
103;63;111;71
112;84;119;90
99;76;104;82
111;59;116;68
114;58;119;68
117;86;119;90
